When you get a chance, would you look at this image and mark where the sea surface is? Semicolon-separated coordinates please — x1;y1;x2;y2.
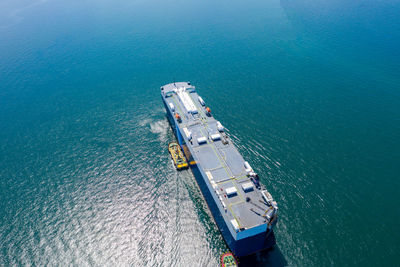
1;0;399;266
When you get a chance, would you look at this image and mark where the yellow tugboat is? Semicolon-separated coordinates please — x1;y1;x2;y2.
168;143;188;170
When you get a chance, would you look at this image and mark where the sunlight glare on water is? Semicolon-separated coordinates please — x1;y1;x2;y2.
0;0;399;266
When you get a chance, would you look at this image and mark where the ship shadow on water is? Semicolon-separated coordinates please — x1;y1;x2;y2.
239;243;287;267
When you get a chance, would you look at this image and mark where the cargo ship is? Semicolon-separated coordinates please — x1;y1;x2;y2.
161;82;278;257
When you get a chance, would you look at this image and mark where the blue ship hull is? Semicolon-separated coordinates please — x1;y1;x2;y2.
163;97;276;257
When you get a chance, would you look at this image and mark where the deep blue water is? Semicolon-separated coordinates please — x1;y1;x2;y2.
1;0;399;266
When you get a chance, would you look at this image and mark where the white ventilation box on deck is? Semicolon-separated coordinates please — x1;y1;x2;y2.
183;127;192;140
210;133;221;141
244;161;254;173
198;96;205;106
231;219;240;232
221;199;227;210
217;121;224;132
225;186;237;197
169;103;175;112
197;136;207;144
241;182;254;192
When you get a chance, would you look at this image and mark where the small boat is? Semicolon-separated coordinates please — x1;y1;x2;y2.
220;252;238;267
168;143;188;170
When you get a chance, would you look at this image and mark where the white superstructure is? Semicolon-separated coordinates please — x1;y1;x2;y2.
176;86;198;114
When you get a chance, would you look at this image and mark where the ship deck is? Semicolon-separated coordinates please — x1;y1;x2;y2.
162;82;272;231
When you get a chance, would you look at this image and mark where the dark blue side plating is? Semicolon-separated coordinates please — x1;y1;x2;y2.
163;96;275;257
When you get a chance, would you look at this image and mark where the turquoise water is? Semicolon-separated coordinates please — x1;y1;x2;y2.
1;0;399;266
